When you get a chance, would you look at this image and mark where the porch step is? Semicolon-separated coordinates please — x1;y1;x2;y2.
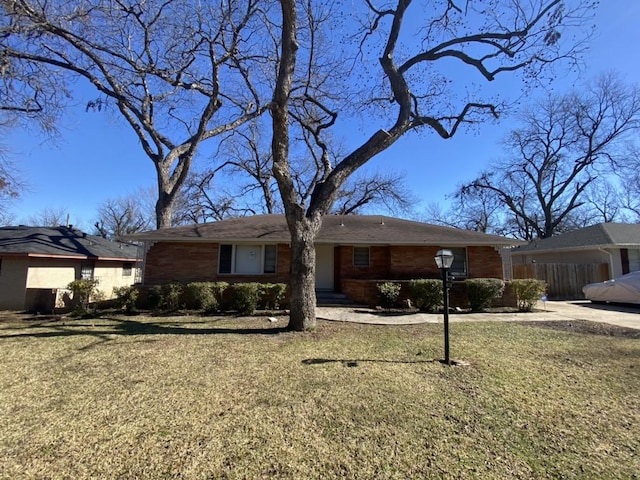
315;291;356;306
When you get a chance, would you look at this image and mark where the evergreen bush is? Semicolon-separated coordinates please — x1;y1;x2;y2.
465;278;505;312
184;282;217;312
148;283;184;312
113;285;139;313
230;283;261;315
408;279;442;312
377;282;402;308
259;283;288;310
67;279;100;314
511;279;547;312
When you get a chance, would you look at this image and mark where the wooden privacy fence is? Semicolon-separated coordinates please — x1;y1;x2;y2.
513;263;610;300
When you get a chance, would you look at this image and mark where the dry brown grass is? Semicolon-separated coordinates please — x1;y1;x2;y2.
0;312;638;479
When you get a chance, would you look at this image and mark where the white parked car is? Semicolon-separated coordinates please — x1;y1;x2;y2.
582;271;640;304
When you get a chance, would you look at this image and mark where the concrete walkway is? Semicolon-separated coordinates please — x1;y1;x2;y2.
316;300;640;330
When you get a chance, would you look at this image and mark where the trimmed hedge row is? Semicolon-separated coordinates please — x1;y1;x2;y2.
114;282;288;314
375;278;546;312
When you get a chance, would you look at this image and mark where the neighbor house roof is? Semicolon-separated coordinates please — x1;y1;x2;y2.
512;223;640;254
0;226;139;260
126;214;523;247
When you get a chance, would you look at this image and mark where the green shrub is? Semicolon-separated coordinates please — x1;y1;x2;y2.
465;278;505;312
67;279;100;314
408;279;443;312
113;285;139;313
211;282;229;310
148;283;184;312
377;282;402;308
511;279;547;312
148;285;164;310
230;283;261;315
259;283;288;310
162;283;183;311
183;282;217;312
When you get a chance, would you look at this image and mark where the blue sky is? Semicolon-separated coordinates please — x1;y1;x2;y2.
4;1;640;230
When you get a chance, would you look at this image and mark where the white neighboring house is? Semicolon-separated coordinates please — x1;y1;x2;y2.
0;225;139;311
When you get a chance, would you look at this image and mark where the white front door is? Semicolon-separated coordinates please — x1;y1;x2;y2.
315;244;334;291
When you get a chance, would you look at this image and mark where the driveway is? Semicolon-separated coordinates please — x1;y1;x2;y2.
316;300;640;330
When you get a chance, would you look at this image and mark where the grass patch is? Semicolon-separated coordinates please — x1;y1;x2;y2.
0;313;638;479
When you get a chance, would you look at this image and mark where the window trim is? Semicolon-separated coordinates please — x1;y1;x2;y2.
218;244;278;275
353;246;370;267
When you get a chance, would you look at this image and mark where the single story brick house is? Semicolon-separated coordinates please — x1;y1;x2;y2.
0;225;139;311
128;215;522;305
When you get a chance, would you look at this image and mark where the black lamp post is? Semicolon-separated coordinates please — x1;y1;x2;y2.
434;249;455;365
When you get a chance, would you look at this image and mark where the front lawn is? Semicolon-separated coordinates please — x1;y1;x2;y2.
0;313;638;479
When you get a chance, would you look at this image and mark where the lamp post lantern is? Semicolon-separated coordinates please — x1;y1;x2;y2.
434;249;455;365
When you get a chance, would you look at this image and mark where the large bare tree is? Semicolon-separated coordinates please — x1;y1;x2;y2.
456;74;640;240
1;0;268;228
270;0;594;330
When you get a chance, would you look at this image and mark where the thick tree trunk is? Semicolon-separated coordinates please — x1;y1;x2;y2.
155;191;173;230
286;216;321;331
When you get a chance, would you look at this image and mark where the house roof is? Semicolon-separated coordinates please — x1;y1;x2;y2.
0;226;139;260
126;214;523;247
512;223;640;254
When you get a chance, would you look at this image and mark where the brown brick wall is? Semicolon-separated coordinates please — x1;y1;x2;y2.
337;245;390;280
144;242;291;285
338;245;446;281
389;245;441;278
467;246;504;278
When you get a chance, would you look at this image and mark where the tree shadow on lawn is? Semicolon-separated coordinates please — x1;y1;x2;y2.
0;316;288;341
301;356;446;367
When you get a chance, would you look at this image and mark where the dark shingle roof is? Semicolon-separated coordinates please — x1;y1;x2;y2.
513;223;640;253
127;214;522;246
0;226;139;260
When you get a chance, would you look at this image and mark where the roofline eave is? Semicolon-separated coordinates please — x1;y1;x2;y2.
510;244;632;255
128;236;521;247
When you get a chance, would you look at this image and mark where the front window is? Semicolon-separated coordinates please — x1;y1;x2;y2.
445;247;467;277
80;260;95;280
353;246;370;267
218;244;278;274
122;262;133;277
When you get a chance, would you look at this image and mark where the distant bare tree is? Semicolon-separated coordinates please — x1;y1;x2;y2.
26;206;68;227
180;124;417;221
0;153;22;222
94;194;153;239
332;171;416;215
617;145;640;222
582;180;624;224
176;170;258;224
457;74;640;240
